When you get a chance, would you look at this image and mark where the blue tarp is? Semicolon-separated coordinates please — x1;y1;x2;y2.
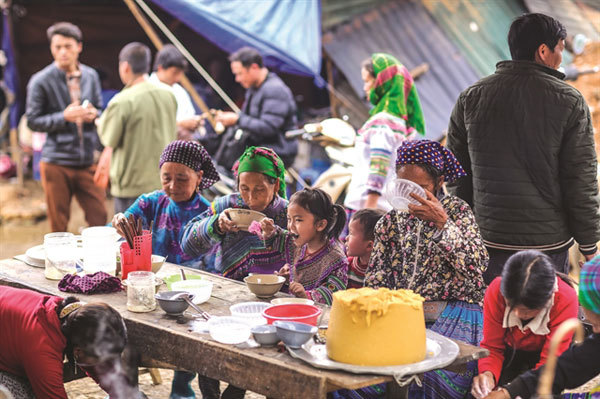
149;0;323;84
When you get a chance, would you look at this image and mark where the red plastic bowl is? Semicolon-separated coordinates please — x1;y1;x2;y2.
262;304;322;326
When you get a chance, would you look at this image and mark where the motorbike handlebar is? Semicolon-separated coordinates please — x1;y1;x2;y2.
285;129;308;139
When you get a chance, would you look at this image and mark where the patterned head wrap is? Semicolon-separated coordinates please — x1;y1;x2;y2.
366;53;425;136
233;146;287;199
396;140;467;183
159;140;220;189
579;255;600;314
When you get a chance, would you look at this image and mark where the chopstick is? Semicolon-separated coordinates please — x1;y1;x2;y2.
118;215;145;249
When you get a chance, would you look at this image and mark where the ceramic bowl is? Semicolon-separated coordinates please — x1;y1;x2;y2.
122;277;163;293
273;320;318;349
171;279;213;304
251;324;279;346
207;316;251;345
229;301;272;326
226;209;266;230
164;274;204;290
151;255;166;273
243;274;285;298
270;297;315;306
154;291;195;315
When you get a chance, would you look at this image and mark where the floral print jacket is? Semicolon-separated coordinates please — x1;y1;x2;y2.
365;194;488;304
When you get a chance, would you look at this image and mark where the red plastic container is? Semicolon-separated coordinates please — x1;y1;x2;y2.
262;304;322;326
120;230;152;280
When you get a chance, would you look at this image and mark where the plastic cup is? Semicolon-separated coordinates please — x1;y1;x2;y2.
44;232;77;280
82;226;117;275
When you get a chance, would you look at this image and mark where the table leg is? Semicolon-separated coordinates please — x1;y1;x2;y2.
385;382;408;399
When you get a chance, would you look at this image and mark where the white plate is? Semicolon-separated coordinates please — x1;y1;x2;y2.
25;244;84;265
25;245;45;266
287;330;458;378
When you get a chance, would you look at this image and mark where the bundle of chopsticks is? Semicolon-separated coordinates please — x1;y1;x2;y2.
118;215;150;249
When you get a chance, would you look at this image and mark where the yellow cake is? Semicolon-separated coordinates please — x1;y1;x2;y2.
326;287;426;366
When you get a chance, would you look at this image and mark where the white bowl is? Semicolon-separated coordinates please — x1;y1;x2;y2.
270;298;315;306
171;279;213;304
229;302;272;326
384;178;427;211
207;316;251;344
226;208;266;230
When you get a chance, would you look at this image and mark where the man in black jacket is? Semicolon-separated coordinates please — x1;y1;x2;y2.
26;22;106;231
215;47;297;168
447;13;599;283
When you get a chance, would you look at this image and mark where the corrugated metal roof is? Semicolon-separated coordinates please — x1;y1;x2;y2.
323;0;480;140
322;0;391;30
421;0;525;77
524;0;599;40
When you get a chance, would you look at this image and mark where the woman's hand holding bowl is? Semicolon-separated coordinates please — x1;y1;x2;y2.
218;209;240;233
408;190;448;230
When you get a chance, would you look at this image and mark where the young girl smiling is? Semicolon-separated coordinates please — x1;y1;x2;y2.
261;188;348;305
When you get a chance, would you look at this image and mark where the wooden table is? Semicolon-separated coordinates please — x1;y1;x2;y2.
0;258;488;398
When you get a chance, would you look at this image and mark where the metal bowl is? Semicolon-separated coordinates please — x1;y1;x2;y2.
251;324;279;346
273;320;317;349
155;291;195;315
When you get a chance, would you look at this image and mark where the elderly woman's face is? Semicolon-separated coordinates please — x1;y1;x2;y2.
396;164;441;194
161;162;203;202
239;171;278;212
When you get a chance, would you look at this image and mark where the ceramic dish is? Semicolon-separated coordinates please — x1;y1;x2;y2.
287;330;459;379
171;279;213;304
226;209;266;230
244;274;285;298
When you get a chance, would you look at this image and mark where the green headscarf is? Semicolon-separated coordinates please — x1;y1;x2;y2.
233;146;287;199
579;254;600;314
366;53;425;135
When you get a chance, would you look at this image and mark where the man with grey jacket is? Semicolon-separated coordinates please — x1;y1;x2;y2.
26;22;106;232
447;13;599;284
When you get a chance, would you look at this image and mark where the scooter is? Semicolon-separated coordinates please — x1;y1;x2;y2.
285;118;356;203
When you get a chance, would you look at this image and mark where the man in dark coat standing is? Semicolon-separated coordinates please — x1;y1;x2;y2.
26;22;106;232
215;47;297;168
447;13;599;284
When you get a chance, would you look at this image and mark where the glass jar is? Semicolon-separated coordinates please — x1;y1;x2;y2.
44;232;77;280
126;271;156;312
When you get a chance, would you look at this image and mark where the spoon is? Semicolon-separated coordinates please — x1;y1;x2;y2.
172;292;211;320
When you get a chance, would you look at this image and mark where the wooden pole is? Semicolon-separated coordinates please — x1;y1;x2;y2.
325;56;339;118
122;0;217;127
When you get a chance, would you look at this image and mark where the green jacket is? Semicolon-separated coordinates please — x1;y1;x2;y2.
99;81;176;198
447;60;599;255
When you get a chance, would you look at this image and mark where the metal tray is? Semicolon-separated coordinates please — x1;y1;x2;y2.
287;329;458;379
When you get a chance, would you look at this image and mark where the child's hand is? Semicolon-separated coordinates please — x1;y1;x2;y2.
289;282;308;298
277;264;290;281
260;217;276;239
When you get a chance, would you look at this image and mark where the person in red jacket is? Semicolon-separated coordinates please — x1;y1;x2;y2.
0;286;143;399
470;250;579;398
